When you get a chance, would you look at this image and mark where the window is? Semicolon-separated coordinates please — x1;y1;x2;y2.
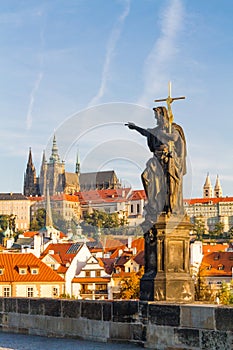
85;271;90;277
137;204;140;213
3;287;10;297
95;270;101;277
0;268;4;275
52;287;58;297
131;204;134;213
27;287;34;297
19;268;27;275
31;268;39;275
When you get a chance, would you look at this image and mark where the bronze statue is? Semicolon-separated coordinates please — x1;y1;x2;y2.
126;105;186;231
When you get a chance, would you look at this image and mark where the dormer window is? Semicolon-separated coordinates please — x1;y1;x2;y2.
18;267;27;275
0;268;4;275
218;264;224;270
31;267;39;275
206;265;212;270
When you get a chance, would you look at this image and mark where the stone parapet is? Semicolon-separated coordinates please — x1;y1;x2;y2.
0;298;233;349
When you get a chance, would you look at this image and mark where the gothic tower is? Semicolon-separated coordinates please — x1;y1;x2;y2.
39;135;65;196
214;175;223;198
24;148;40;196
203;173;213;198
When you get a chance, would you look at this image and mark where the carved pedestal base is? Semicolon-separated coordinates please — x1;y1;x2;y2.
140;213;194;302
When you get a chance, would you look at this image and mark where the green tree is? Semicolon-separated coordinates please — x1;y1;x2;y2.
193;217;206;240
84;210;120;229
30;208;46;231
209;222;225;239
0;214;16;232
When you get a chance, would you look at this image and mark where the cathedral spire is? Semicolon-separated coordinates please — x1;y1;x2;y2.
75;149;80;175
28;147;33;166
214;175;223;198
203;173;213;198
23;147;38;196
49;134;60;163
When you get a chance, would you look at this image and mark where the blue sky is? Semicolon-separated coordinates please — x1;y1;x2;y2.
0;0;233;198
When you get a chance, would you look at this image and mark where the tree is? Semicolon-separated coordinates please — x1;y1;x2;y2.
30;208;46;231
193;217;206;240
219;281;233;305
85;210;120;229
0;214;16;232
194;267;212;301
119;268;144;299
209;222;224;239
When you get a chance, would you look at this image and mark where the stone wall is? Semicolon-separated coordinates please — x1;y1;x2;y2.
0;298;233;349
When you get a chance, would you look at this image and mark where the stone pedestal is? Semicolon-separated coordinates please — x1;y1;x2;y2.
140;213;194;302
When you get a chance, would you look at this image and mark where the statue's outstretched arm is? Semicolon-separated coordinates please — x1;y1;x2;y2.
125;122;148;137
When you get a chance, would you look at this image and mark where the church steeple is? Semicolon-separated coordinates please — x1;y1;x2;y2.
214;175;223;198
75;149;80;175
203;173;213;198
23;147;39;196
49;135;60;163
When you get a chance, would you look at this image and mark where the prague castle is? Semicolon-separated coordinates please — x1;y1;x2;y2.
23;135;120;198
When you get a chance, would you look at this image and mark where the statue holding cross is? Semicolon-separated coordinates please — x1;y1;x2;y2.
126;82;187;231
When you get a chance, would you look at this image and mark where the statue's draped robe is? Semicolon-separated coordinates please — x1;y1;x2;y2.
141;122;186;226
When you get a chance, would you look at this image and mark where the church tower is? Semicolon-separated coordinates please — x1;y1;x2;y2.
75;150;80;176
214;175;223;198
39;135;65;196
203;173;213;198
24;148;40;196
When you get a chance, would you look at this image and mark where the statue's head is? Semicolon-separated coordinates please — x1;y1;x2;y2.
153;106;169;128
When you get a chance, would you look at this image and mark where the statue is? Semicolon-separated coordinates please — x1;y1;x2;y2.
126;85;186;231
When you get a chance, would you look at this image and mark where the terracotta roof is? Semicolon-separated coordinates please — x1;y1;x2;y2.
0;253;64;282
201;251;233;277
41;243;79;265
203;244;228;254
102;238;126;251
72;277;111;283
129;190;146;201
132;237;144;252
77;188;131;205
184;197;233;205
23;231;39;238
28;194;79;202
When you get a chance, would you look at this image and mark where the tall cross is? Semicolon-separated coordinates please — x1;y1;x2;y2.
154;81;185;133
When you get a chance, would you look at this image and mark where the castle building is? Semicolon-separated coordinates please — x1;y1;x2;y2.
0;193;30;230
24;136;120;198
184;174;233;232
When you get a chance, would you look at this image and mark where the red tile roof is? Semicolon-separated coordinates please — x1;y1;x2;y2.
41;243;78;265
201;251;233;277
72;277;111;283
132;237;144;252
184;197;233;205
129;190;146;201
203;244;228;255
0;253;64;282
76;188;132;205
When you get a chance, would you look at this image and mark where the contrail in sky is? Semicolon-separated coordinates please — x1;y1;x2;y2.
137;0;184;107
26;11;45;130
88;0;130;107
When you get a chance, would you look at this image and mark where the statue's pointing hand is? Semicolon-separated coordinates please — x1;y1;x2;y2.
125;122;136;129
